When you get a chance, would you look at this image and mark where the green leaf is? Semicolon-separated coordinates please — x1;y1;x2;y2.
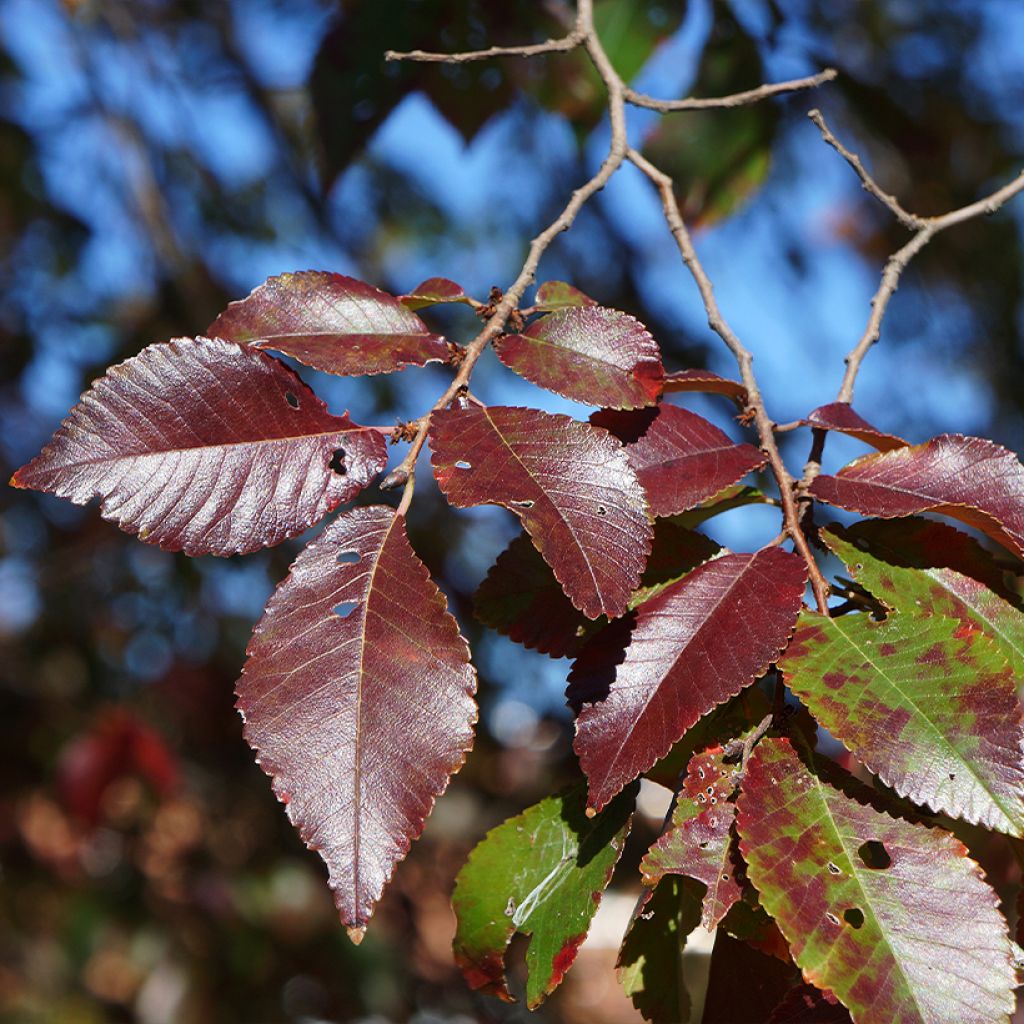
617;875;703;1023
781;531;1024;834
831;518;1024;682
737;737;1017;1024
534;280;597;311
452;783;635;1007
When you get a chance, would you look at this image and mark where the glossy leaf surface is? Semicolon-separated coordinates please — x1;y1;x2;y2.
452;784;634;1007
398;276;472;310
593;404;766;517
641;747;743;928
430;405;651;619
834;518;1024;679
617;875;702;1023
208;271;450;375
661;368;748;405
810;434;1024;560
782;533;1024;834
570;547;806;811
804;402;907;451
534;280;597;311
495;306;664;409
237;506;477;937
11;337;387;556
737;738;1016;1024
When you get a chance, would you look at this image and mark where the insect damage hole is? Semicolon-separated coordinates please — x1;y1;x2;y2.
857;840;892;870
843;908;865;929
455;460;472;470
510;499;534;509
337;550;361;565
333;602;358;620
596;505;607;516
285;390;300;409
329;448;347;475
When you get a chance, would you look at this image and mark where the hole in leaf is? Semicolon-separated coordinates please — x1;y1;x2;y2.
455;460;472;470
698;841;709;849
510;499;534;509
329;448;347;475
825;912;840;926
948;773;956;781
337;551;361;565
596;505;607;516
333;602;358;619
827;861;842;876
285;391;300;409
843;908;865;929
857;840;891;870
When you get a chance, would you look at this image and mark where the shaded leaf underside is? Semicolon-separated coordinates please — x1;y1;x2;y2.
236;506;477;935
804;402;907;452
738;738;1016;1024
11;336;387;555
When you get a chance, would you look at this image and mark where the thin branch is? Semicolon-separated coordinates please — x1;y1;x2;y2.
807;109;925;230
626;68;837;113
392;0;627;517
627;147;831;613
386;24;584;64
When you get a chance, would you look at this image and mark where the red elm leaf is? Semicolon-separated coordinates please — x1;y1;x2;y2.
832;518;1024;679
533;280;597;311
616;875;703;1023
809;434;1024;560
236;506;477;938
474;520;719;659
767;984;853;1024
670;484;767;529
452;783;634;1008
592;404;767;518
737;737;1017;1024
780;528;1024;833
11;337;386;556
398;276;473;310
495;306;664;409
570;547;806;812
804;402;907;452
429;405;652;619
640;747;743;928
702;933;802;1024
661;368;748;405
208;271;450;375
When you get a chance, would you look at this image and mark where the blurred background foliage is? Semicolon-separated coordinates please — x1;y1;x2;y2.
2;1;1024;1021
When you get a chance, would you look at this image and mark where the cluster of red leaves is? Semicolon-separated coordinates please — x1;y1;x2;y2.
14;271;1024;1022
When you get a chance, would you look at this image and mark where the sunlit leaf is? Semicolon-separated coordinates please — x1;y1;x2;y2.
616;875;702;1023
452;783;635;1007
592;404;767;517
570;547;806;811
534;280;598;311
399;276;473;310
737;737;1017;1024
780;528;1024;833
209;271;450;376
641;747;744;928
11;337;387;556
430;404;652;619
237;506;477;938
495;306;663;409
804;402;907;451
835;517;1024;679
810;434;1024;560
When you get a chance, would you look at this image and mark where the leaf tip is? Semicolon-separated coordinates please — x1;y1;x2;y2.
346;924;367;945
584;805;597;819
